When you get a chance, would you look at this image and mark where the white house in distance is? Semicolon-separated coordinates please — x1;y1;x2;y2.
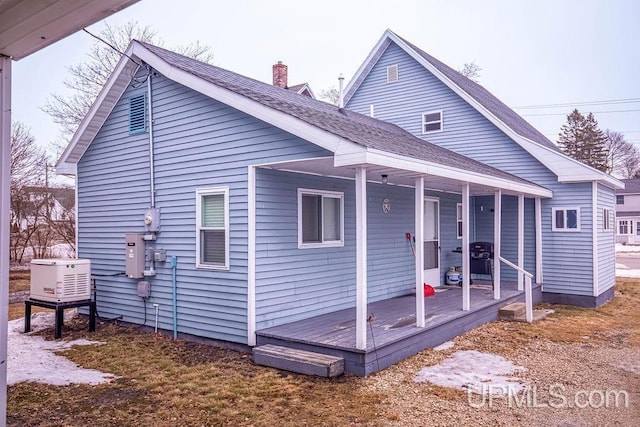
615;178;640;244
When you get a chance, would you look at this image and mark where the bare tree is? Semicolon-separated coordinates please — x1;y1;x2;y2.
319;86;340;106
605;130;640;178
43;20;215;147
458;61;482;82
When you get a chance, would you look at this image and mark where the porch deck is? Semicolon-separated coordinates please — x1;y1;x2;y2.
256;281;542;376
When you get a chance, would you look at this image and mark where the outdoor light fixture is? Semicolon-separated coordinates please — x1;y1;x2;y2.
381;174;388;184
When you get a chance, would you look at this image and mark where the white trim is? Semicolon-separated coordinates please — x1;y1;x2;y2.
421;110;443;134
518;194;524;290
592;182;598;297
535;197;543;284
462;184;470;311
343;29;623;189
456;203;463;239
551;206;581;232
493;190;501;300
195;186;230;270
0;56;12;418
247;166;256;346
75;180;79;259
335;148;553;198
297;188;345;248
415;177;425;327
355;168;367;350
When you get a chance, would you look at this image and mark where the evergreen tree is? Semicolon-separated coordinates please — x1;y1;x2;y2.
557;109;609;172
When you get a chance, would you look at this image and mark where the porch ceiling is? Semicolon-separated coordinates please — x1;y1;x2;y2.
259;157;546;197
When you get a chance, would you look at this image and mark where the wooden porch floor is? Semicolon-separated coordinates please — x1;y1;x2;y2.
256;280;542;376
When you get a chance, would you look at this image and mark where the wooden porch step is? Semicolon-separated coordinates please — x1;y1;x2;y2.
499;302;548;322
252;344;344;377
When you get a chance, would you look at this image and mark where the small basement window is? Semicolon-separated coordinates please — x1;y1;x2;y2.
196;187;229;269
298;189;344;248
387;64;399;83
552;207;580;232
422;111;443;134
129;93;147;134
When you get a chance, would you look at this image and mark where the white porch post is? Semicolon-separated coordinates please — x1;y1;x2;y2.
493;190;502;300
462;183;470;311
415;177;425;327
247;166;256;346
517;194;525;290
535;197;543;284
355;167;368;350
0;56;11;420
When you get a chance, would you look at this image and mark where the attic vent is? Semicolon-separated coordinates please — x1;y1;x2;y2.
129;94;147;134
386;65;399;83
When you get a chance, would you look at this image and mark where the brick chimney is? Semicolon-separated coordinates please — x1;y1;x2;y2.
272;61;288;88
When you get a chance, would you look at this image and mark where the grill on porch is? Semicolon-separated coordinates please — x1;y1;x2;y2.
256;280;541;376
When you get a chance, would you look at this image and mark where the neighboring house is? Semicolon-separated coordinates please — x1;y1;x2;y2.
57;30;622;375
272;61;314;98
615;179;640;244
11;186;75;232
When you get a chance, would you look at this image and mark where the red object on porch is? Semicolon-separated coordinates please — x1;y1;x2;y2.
423;284;435;297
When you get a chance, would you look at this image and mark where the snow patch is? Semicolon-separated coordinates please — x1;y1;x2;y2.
616;243;640;253
7;312;114;386
433;341;455;351
414;350;527;394
616;269;640;278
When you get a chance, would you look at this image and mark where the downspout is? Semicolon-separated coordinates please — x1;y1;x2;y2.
147;66;156;207
171;255;178;339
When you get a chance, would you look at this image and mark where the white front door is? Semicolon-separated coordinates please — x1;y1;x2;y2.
423;198;440;286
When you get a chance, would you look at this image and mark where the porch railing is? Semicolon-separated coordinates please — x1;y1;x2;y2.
498;256;533;322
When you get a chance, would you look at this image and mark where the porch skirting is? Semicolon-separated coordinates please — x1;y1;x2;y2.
542;287;614;308
256;282;542;376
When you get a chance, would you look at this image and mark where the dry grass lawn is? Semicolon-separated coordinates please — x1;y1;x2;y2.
7;278;640;426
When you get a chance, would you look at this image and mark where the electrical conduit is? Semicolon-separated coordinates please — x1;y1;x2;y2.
171;255;178;339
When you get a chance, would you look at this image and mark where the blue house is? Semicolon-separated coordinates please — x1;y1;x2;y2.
57;30;622;375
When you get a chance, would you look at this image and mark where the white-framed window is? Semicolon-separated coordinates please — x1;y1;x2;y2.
298;188;344;248
603;208;611;231
552;207;580;232
386;64;399;83
456;203;463;239
196;187;229;269
618;219;633;235
422;111;443;134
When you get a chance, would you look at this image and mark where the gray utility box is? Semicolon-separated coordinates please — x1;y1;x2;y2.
125;233;145;279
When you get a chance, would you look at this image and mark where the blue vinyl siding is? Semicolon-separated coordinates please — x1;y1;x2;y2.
346;40;609;297
77;70;330;344
597;183;616;294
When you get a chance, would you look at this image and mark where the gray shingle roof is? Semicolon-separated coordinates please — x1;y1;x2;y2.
139;41;543;188
618;179;640;194
393;33;561;152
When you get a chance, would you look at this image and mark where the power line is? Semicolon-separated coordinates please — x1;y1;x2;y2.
514;98;640;109
522;109;640;117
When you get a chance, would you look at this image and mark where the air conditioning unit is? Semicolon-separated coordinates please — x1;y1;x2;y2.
30;259;91;303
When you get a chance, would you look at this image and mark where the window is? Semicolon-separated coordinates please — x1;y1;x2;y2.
129;93;147;134
422;111;443;134
552;207;580;231
386;64;398;83
298;189;344;248
603;208;611;231
616;195;624;205
456;203;463;239
196;187;229;269
619;220;633;235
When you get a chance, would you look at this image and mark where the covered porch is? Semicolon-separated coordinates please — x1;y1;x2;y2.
256;279;543;375
247;151;552;374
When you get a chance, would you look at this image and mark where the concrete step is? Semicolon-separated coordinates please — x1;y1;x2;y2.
499;302;526;320
499;303;548;323
252;344;344;377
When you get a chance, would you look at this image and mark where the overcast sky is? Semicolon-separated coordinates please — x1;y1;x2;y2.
11;0;640;160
